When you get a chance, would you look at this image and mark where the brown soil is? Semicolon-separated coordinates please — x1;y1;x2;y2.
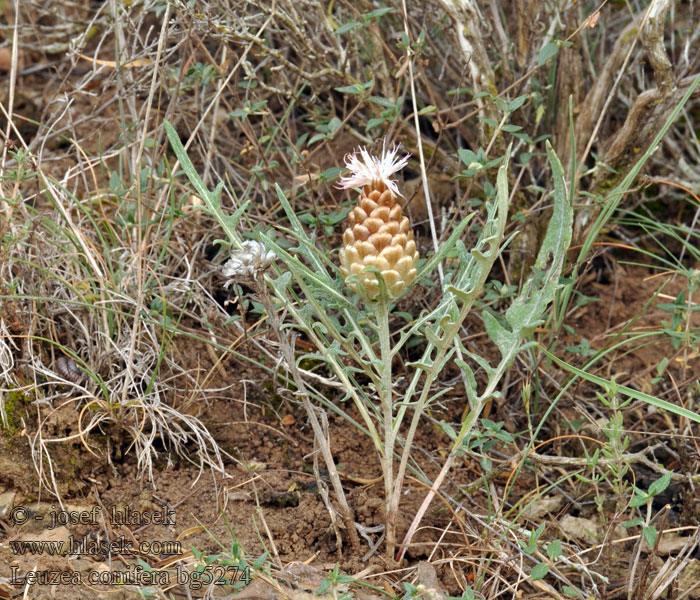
2;259;699;599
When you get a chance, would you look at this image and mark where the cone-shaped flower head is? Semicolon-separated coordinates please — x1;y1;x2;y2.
337;142;419;301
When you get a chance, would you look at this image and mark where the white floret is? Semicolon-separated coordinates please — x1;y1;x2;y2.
337;139;410;198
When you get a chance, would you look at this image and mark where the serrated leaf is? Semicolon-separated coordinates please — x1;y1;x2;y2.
269;271;292;295
164;120;245;247
482;311;517;357
462;348;495;378
416;213;474;281
445;285;473;302
491;141;572;365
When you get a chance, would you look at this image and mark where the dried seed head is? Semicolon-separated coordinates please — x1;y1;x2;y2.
337;141;418;301
222;240;276;287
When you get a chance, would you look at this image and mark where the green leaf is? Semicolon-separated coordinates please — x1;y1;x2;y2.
270;186;332;277
622;517;643;528
546;540;562;559
559;72;700;332
335;80;372;95
538;42;559;66
316;577;332;595
643;525;658;549
418;105;437;115
137;557;153;573
507;95;528;112
629;493;650;508
438;420;457;440
164;120;246;247
366;6;392;18
369;96;398;108
252;552;268;570
229;108;249;119
530;562;549;581
415;214;473;281
648;471;672;497
365;117;386;131
335;21;360;35
328;117;342;134
320;166;345;181
482;311;517;358
486;141;572;365
458;148;479;166
539;346;700;424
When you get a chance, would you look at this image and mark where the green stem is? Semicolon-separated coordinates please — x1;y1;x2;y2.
375;295;395;557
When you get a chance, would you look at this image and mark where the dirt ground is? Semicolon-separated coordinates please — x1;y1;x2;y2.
2;261;699;599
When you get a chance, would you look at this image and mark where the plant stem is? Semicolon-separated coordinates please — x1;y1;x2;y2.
255;275;360;551
375;295;396;558
398;355;511;560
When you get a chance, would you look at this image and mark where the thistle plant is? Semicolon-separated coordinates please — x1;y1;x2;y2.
165;121;574;560
335;144;420;553
253;138;519;558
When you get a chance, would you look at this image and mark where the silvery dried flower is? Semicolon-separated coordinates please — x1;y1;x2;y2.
222;240;276;287
337;141;419;301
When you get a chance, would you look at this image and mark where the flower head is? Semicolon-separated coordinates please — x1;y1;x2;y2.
338;141;418;301
222;240;276;287
337;140;410;199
